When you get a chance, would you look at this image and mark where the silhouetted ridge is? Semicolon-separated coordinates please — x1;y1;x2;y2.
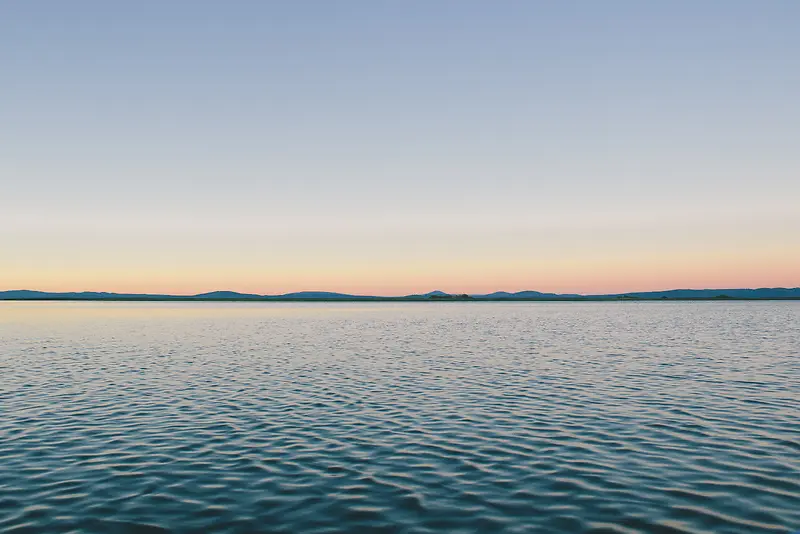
1;287;799;301
603;288;800;299
475;290;582;299
277;291;366;299
192;291;262;299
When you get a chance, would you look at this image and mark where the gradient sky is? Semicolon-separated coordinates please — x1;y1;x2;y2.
2;1;799;295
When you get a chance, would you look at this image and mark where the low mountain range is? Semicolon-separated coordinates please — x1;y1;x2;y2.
1;288;798;301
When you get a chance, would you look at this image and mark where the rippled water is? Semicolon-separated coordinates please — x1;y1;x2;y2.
1;301;798;533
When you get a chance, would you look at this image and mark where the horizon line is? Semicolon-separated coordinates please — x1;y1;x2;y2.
2;285;799;299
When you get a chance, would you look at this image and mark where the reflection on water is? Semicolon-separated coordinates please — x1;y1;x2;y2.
1;301;798;533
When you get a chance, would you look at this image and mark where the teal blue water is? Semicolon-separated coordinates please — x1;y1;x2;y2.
1;301;798;533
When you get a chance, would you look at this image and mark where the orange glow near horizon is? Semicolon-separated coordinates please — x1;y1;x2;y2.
3;209;798;296
4;250;798;296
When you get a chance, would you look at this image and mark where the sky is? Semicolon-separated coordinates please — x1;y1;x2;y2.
2;1;799;296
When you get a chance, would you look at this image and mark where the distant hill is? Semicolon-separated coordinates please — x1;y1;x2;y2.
1;287;798;301
474;288;800;300
0;290;179;300
602;288;800;299
192;291;263;299
475;290;582;299
272;291;380;300
402;290;448;299
0;290;47;299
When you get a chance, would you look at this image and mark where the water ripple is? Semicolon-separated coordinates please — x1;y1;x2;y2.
0;301;798;533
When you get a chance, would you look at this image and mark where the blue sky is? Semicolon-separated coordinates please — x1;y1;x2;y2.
2;1;799;294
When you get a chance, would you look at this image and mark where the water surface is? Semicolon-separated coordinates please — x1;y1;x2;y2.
1;301;798;533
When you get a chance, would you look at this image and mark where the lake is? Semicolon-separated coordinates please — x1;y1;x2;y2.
1;301;798;533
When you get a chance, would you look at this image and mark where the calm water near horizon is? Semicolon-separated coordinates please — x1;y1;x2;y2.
1;301;798;533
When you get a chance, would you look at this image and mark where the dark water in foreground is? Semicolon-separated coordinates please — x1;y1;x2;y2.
1;301;798;534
